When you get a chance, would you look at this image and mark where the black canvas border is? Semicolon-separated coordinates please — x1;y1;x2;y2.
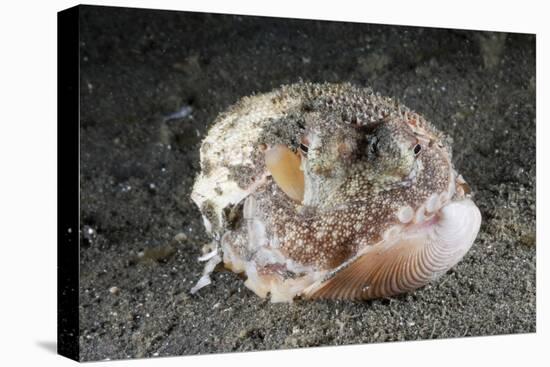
57;5;80;362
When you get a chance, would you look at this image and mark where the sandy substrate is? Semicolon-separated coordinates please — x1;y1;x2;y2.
78;6;535;361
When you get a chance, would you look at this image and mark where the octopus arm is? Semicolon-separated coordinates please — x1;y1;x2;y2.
303;199;481;300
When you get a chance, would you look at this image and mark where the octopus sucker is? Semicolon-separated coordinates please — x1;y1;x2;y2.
397;205;414;224
190;82;481;302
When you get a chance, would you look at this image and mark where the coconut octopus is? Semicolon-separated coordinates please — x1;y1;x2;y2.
190;82;481;302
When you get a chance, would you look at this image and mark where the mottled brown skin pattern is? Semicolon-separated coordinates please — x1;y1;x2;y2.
189;82;481;302
255;121;450;269
228;83;452;271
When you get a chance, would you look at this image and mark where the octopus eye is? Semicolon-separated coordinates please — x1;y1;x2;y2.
299;143;309;156
413;144;422;156
299;136;310;157
366;136;379;159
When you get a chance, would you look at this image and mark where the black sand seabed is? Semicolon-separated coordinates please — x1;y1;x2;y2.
78;6;536;361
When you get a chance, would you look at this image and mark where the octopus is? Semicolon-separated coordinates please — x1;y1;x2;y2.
190;82;481;302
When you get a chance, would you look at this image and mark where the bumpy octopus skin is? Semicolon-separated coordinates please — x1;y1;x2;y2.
190;82;481;302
